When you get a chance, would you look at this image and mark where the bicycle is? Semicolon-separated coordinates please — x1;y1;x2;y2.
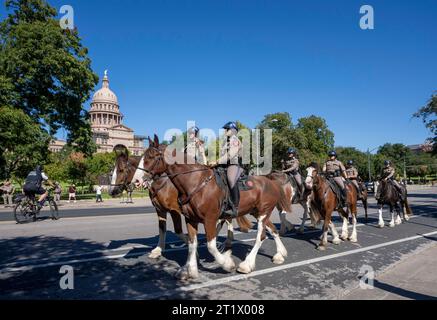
13;190;59;224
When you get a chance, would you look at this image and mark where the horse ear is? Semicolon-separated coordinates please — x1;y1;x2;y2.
113;144;129;158
154;134;160;146
148;136;154;147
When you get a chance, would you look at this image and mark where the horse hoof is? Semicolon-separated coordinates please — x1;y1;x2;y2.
272;253;285;265
222;251;236;272
148;248;162;259
340;235;348;241
389;223;395;228
332;238;342;245
349;237;358;243
175;267;198;280
317;245;327;251
237;261;254;274
378;223;385;229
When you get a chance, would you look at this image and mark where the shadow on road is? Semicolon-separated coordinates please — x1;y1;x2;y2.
0;235;209;300
374;280;437;300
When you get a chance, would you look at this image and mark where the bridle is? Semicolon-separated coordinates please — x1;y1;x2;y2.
110;157;148;189
143;146;210;178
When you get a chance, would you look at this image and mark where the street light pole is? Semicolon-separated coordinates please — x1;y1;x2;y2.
368;148;372;182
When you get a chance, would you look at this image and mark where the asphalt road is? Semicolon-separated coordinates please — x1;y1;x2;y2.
0;188;436;300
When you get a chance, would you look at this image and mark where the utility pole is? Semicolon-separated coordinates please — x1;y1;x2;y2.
367;148;371;182
403;153;407;181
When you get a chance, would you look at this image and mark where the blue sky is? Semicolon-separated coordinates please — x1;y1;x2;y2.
3;0;437;152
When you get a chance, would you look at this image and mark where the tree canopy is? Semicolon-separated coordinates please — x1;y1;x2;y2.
0;0;98;155
415;93;437;154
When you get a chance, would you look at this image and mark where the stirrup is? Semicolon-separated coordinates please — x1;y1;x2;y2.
222;208;239;219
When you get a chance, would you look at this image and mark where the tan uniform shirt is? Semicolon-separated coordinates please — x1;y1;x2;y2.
382;166;395;180
219;135;241;165
282;157;300;173
323;160;346;175
345;166;359;179
186;138;207;165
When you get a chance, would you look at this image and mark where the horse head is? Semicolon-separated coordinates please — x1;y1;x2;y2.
305;162;320;189
109;144;142;197
142;135;169;177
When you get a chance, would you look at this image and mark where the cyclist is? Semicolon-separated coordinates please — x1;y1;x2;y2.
23;165;54;210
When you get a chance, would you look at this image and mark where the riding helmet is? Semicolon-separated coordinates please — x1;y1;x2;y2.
223;122;238;132
384;160;391;166
287;147;296;155
328;151;337;158
347;160;354;166
188;126;200;135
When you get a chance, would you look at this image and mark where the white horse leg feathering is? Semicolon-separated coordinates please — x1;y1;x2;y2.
266;224;288;264
176;235;199;279
207;238;236;272
238;215;266;274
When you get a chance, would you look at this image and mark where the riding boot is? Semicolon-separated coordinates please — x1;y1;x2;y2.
299;184;306;202
223;185;240;218
342;188;349;207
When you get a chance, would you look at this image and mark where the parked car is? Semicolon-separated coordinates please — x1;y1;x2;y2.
365;181;376;193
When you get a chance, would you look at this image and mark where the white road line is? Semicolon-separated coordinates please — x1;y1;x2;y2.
0;215;423;273
136;230;437;300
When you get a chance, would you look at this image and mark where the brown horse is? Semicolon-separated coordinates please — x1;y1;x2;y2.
141;135;292;280
267;172;316;235
304;163;359;251
108;145;188;258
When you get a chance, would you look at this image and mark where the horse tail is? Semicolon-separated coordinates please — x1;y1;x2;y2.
236;216;252;233
362;196;368;221
403;197;413;216
278;182;293;214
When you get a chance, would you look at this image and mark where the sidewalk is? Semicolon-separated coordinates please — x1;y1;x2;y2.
0;196;153;212
342;243;437;300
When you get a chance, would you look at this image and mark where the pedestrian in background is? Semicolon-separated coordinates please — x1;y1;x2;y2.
96;185;103;203
68;184;77;203
54;182;62;204
0;180;14;207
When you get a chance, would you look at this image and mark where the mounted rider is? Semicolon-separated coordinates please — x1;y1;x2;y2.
376;160;405;201
323;151;349;206
211;121;242;218
185;126;207;165
281;148;305;201
23;165;54;210
345;160;363;200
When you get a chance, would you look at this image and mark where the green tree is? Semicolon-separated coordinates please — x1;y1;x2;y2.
85;152;116;185
0;0;98;155
295;115;335;165
376;143;412;179
257;112;295;169
414;93;437;154
335;147;369;180
0;106;50;181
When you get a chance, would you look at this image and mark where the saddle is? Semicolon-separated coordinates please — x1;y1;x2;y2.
326;177;346;209
214;167;254;217
285;173;304;204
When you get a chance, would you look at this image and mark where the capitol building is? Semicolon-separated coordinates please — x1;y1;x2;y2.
50;71;146;155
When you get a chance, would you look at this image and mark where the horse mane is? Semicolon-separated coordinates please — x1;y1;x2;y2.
309;162;321;172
